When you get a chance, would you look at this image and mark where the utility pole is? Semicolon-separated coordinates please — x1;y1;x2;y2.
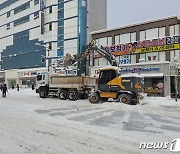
35;43;50;73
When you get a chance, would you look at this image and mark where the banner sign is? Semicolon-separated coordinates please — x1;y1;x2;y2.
95;35;180;57
121;67;160;73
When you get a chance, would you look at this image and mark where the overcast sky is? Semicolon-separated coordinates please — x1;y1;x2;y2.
107;0;180;29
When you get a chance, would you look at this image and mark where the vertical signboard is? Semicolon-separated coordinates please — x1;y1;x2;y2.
40;0;45;34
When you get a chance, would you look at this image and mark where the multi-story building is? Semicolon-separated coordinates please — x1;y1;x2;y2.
0;0;107;88
90;16;180;97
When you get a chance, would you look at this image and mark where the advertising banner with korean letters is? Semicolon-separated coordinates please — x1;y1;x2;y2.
94;35;180;57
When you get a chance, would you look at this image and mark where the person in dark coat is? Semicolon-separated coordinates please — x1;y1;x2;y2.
2;84;8;97
32;84;35;90
16;84;19;91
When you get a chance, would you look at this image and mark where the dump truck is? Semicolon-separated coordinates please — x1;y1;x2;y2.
36;72;96;100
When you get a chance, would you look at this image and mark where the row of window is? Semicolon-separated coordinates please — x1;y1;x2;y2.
6;14;54;31
6;1;53;18
93;50;180;66
96;25;180;46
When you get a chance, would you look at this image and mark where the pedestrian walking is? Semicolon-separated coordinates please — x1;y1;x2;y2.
16;84;19;91
2;84;8;97
32;84;35;90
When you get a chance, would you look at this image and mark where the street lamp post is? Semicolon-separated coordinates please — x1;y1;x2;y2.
175;62;179;102
35;43;50;73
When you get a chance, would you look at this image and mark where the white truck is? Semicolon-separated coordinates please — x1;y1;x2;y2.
36;72;96;101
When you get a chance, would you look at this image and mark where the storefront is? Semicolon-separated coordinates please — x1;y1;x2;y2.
89;16;180;98
89;62;178;97
18;68;47;88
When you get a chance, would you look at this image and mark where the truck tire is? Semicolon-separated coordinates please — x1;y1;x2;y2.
59;90;67;100
118;94;132;104
89;92;100;104
68;91;78;101
39;90;46;98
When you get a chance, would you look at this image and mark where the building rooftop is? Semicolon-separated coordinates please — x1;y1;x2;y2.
91;15;179;35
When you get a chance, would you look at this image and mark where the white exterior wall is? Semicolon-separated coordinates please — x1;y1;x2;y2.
87;0;107;42
64;0;78;56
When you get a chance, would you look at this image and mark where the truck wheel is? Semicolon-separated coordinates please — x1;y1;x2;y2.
59;90;67;100
118;94;132;104
68;91;78;101
39;90;46;98
89;92;100;104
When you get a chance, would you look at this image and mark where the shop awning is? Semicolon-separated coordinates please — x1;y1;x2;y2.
141;73;164;78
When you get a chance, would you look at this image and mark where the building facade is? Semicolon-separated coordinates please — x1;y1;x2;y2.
0;0;107;87
90;16;180;97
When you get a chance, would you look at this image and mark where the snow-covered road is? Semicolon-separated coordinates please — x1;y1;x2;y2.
0;89;180;154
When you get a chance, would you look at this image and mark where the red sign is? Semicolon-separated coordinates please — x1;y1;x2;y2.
23;72;30;77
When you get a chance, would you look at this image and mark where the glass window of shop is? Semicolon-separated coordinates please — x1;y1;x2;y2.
144;77;164;96
139;51;166;63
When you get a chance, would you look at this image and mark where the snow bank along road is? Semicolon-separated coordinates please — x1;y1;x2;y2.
0;89;180;154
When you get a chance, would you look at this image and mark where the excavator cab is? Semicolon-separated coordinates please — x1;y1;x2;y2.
98;67;119;92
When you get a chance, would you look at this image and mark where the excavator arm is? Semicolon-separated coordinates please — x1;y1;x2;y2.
63;40;119;67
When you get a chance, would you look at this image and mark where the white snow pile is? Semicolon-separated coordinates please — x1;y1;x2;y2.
140;95;180;106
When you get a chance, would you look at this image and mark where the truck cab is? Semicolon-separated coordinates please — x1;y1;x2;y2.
36;72;49;93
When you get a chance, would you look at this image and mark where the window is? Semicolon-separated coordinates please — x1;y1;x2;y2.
107;37;112;46
120;33;130;44
99;58;107;66
7;11;10;17
94;58;99;66
170;50;180;62
146;28;158;40
170;24;180;36
49;23;52;31
34;11;39;19
34;0;39;5
159;51;166;62
99;37;107;46
99;70;117;85
140;27;165;40
49;43;52;50
115;35;120;44
14;15;30;26
49;6;52;14
146;52;158;62
14;2;30;14
6;23;10;29
120;55;130;64
130;32;136;42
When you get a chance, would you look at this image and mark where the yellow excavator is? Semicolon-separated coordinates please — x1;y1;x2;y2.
63;41;144;104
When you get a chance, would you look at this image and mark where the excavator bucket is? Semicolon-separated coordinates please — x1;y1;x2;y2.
63;53;73;67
